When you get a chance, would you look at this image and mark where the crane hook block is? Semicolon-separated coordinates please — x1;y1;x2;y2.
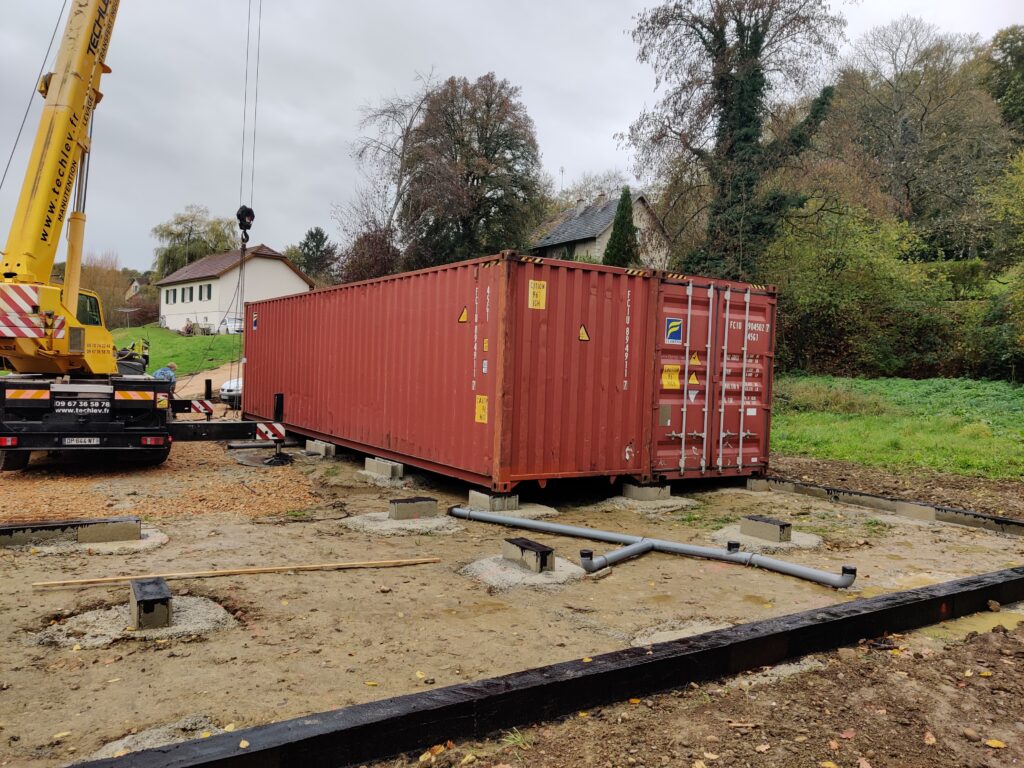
236;205;255;232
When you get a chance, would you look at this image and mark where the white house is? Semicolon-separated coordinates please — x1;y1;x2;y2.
155;244;313;333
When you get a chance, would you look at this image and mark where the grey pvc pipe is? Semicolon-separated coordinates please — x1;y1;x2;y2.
449;507;857;589
580;540;655;572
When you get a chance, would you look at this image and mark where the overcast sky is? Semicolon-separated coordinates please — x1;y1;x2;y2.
0;0;1018;273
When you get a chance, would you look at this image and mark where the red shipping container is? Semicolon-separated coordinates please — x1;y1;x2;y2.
243;253;776;491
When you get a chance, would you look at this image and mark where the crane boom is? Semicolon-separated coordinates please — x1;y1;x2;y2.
0;0;120;376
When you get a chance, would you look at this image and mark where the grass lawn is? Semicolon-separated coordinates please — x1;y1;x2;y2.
772;376;1024;480
111;324;241;376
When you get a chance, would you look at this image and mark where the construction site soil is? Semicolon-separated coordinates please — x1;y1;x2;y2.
0;445;1022;767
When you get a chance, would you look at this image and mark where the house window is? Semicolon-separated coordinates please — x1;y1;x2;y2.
183;286;194;303
165;288;177;305
199;284;212;301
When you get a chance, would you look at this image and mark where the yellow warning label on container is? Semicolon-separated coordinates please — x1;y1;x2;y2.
528;280;547;310
662;364;681;390
475;395;488;424
155;394;169;409
688;372;699;385
689;353;700;365
578;324;590;342
458;306;468;323
483;338;489;352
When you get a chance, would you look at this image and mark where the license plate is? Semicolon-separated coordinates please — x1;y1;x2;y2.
62;437;101;446
53;398;111;416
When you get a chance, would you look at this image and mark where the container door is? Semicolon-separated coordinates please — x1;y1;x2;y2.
651;280;716;474
708;285;775;474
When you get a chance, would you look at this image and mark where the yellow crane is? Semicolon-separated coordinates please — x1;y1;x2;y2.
0;1;284;471
0;0;119;376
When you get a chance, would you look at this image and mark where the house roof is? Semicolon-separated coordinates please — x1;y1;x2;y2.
532;191;648;250
155;244;314;288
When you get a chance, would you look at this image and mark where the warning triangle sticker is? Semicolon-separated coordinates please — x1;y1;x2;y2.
689;353;700;365
688;390;698;403
457;306;468;323
578;324;590;342
688;372;699;385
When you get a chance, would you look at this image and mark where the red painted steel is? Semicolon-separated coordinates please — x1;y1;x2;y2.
243;253;776;490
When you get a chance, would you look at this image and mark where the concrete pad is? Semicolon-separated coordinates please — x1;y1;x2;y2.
16;526;168;557
365;457;404;479
130;578;173;630
388;497;440;520
305;439;336;458
740;515;792;543
711;524;822;553
355;470;410;489
586;496;698;521
461;555;584;591
622;483;672;501
341;511;461;537
33;596;235;649
467;490;519;511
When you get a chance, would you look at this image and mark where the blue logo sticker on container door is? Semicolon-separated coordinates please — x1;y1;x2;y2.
664;317;683;345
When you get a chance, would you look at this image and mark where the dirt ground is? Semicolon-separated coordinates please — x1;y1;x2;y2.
1;446;1023;767
771;454;1024;521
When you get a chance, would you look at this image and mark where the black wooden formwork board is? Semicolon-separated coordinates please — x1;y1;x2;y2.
78;567;1024;768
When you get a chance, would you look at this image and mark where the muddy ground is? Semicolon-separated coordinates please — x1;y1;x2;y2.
0;446;1023;766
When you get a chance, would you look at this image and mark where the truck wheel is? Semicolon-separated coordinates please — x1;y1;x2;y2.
119;447;171;467
0;450;30;471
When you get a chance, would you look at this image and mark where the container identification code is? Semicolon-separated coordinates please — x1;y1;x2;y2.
528;280;547;310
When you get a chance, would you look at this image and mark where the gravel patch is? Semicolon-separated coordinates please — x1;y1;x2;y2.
710;524;822;552
340;511;462;536
460;555;585;590
84;714;224;761
584;495;699;520
33;595;236;649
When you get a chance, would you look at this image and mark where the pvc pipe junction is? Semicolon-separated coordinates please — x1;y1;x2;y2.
448;507;857;589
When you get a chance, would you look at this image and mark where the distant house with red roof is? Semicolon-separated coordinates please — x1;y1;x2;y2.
155;244;313;333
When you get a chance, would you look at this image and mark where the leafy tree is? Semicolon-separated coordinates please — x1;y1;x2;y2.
629;0;845;279
80;251;131;328
295;226;339;285
763;208;950;377
399;73;546;269
553;169;631;212
603;188;640;267
983;25;1024;135
831;18;1012;261
151;205;236;279
984;149;1024;267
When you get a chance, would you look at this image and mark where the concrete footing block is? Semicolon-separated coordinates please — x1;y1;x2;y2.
129;578;172;630
77;519;143;544
501;537;555;573
365;457;404;479
622;483;672;502
740;515;792;543
305;439;336;458
388;497;440;520
1;516;141;547
468;490;519;511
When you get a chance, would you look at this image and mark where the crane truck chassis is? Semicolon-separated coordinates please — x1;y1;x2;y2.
0;374;286;471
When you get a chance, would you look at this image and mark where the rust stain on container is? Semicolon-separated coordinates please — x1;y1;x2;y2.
243;253;776;491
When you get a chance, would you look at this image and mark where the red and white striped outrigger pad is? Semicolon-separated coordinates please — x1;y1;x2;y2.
190;400;214;414
0;285;66;339
255;422;286;441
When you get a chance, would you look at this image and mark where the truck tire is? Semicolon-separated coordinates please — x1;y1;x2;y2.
0;450;30;471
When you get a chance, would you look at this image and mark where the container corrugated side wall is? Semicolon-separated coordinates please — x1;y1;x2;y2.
494;260;655;489
244;259;503;485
